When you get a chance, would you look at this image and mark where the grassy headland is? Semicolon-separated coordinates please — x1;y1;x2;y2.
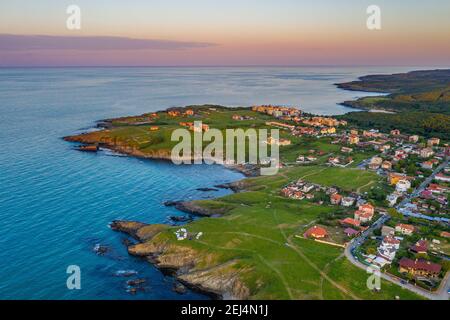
337;69;450;139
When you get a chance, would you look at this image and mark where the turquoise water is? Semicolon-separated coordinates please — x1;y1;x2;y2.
0;66;419;299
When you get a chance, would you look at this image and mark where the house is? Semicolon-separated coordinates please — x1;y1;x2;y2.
341;197;355;207
396;179;411;193
420;147;434;158
369;157;383;170
421;161;434;170
341;146;353;153
149;126;159;131
409;135;419;143
386;193;399;207
304;226;328;239
435;173;450;182
380;144;391;153
377;236;400;261
410;239;428;254
381;161;392;170
381;225;395;237
267;137;291;146
330;193;342;205
359;203;375;215
354;210;374;223
395;224;415;236
344;227;359;237
168;110;181;117
184;109;194;116
388;172;408;185
390;129;401;135
440;231;450;238
348;134;359;144
427;137;440;147
350;129;358;135
340;217;360;228
398;258;441;278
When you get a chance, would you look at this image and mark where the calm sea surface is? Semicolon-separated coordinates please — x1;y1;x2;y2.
0;66;421;299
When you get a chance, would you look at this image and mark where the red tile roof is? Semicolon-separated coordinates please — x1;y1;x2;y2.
399;258;441;274
304;226;328;239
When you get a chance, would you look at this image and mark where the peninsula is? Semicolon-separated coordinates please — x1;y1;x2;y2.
64;70;450;300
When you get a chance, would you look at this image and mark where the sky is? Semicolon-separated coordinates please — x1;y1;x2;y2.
0;0;449;66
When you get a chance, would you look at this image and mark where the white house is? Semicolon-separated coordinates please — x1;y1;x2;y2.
396;179;411;193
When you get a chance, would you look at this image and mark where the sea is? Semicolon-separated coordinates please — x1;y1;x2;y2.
0;66;424;299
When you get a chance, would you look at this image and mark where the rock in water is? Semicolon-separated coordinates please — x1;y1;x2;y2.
114;270;138;277
93;244;109;255
126;278;146;286
173;283;187;294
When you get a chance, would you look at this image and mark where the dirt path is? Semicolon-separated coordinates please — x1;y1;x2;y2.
356;180;375;193
271;208;361;300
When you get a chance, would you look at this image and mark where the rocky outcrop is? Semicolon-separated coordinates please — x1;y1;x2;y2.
174;202;218;217
112;220;251;299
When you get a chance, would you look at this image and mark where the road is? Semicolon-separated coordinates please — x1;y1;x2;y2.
396;157;449;209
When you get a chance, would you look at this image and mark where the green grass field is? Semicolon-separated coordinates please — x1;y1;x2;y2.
145;164;421;299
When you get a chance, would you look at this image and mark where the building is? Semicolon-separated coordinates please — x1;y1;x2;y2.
369;157;383;170
398;258;441;278
354;210;374;223
377;236;400;261
427;137;440;147
421;161;434;170
340;147;353;154
420;147;434;158
389;172;407;185
340;217;360;228
341;197;355;207
381;161;392;170
440;231;450;238
267;137;291;146
390;129;401;135
395;224;415;235
396;179;411;193
304;226;328;239
381;225;395;237
348;134;359;144
386;193;399;207
410;239;428;254
330;193;342;205
358;203;375;215
184;109;194;116
435;173;450;182
149;126;159;131
409;135;419;143
344;228;359;237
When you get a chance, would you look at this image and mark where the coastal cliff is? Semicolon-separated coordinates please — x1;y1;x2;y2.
110;220;251;299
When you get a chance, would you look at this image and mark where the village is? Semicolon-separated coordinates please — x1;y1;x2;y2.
80;103;449;296
251;104;449;293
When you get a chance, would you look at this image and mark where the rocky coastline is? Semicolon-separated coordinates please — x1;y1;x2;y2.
110;220;251;300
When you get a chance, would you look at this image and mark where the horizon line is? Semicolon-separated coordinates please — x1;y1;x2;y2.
1;64;449;69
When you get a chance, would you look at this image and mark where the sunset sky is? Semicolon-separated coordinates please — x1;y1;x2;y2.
1;0;449;66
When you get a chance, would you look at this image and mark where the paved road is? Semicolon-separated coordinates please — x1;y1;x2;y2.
396;157;449;209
